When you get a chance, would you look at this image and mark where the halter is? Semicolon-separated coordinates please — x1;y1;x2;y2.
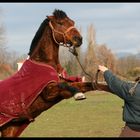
49;21;75;47
30;21;76;59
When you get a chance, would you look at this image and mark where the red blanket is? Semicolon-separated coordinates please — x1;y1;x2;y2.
0;59;59;127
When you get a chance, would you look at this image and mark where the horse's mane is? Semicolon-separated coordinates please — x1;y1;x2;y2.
28;18;49;56
28;9;67;56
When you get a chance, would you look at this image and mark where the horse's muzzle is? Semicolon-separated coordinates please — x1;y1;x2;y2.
72;36;82;47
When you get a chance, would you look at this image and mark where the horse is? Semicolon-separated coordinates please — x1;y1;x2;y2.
0;9;111;137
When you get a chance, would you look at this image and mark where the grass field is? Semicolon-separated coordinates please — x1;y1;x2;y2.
21;91;124;137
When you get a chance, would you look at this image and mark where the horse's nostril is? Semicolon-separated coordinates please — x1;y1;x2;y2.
79;37;83;43
73;36;82;45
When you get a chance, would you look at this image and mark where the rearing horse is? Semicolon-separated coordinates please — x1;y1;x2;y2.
0;9;111;137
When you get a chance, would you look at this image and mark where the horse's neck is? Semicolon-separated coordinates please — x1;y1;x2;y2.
30;35;63;73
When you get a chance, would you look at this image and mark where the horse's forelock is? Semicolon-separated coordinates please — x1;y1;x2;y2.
53;9;67;19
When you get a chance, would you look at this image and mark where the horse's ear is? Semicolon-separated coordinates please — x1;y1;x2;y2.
47;16;53;21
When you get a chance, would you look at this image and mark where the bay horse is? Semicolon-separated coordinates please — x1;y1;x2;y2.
0;9;111;137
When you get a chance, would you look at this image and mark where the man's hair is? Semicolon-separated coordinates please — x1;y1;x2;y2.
135;76;140;82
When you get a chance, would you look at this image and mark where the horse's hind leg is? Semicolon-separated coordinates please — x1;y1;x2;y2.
1;121;30;137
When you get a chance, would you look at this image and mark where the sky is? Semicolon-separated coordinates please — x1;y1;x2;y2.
0;3;140;56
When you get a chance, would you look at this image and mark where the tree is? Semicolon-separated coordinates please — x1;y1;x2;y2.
0;20;7;65
83;24;97;81
117;55;140;79
0;9;15;79
127;67;140;77
95;44;117;72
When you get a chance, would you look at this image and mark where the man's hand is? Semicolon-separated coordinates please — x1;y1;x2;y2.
98;65;108;73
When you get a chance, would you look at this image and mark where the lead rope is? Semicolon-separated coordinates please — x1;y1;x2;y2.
69;47;97;90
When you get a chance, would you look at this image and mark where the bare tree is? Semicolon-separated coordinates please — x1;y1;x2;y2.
95;44;117;72
117;55;140;79
83;24;97;81
0;9;15;79
0;24;7;64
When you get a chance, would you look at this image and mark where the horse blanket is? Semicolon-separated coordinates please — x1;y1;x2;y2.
0;59;59;127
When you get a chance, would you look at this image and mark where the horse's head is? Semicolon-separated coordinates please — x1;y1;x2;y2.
28;9;82;61
47;9;82;48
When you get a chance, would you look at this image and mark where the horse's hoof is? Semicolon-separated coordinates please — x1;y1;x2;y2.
74;92;86;100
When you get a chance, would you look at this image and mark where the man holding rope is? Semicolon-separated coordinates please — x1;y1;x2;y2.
98;65;140;137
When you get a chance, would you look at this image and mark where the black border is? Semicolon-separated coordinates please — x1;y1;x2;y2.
0;0;139;3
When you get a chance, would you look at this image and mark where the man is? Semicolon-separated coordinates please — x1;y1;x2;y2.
98;65;140;137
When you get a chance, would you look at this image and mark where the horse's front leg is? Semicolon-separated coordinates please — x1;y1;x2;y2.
51;82;110;99
42;82;110;101
41;82;76;101
69;82;111;93
43;82;94;101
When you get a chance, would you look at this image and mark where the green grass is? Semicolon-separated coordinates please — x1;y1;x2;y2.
21;91;124;137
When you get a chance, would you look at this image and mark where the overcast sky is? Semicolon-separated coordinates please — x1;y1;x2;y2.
0;3;140;55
